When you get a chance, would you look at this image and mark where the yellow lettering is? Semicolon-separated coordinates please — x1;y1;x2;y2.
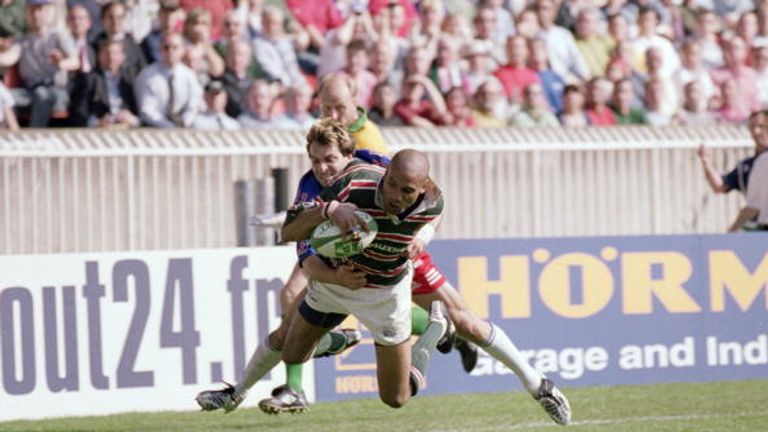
709;251;768;312
539;253;613;318
622;252;700;314
458;256;530;318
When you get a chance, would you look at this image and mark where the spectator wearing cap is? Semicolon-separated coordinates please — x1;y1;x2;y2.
252;6;306;88
0;0;26;38
237;79;277;128
272;83;316;129
220;39;254;118
67;4;95;74
93;1;147;81
193;79;240;130
19;0;80;127
69;37;139;128
535;0;590;83
135;32;204;128
141;0;185;64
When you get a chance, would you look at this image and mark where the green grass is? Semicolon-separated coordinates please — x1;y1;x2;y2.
2;380;768;432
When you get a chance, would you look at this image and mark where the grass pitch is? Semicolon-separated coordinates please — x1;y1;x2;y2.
2;380;767;432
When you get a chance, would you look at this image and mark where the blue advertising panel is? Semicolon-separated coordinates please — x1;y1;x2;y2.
315;234;768;401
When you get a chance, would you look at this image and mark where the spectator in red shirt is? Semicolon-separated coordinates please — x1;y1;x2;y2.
179;0;234;40
493;35;540;104
584;77;617;126
394;74;449;127
369;0;417;38
444;86;476;128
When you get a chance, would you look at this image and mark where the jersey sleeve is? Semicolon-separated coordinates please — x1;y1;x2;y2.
721;166;739;193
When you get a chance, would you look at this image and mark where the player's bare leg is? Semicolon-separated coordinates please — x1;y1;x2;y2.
413;282;571;425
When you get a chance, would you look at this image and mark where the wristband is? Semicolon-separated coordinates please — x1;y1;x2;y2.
415;224;436;245
323;201;339;219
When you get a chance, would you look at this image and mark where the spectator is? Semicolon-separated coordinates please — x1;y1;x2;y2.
193;79;240;130
470;77;510;127
640;47;678;117
631;7;680;78
559;83;588;127
515;8;541;40
285;0;343;55
124;0;153;43
369;0;417;38
241;0;264;38
0;80;19;130
611;77;647;124
369;39;400;92
94;1;147;80
220;39;254;118
483;0;515;44
693;9;724;69
344;39;377;109
714;79;750;124
674;39;716;112
710;36;760;117
252;6;306;87
754;44;768;109
141;0;185;64
135;33;204;128
644;76;675;126
528;36;566;114
493;35;540;104
67;4;94;74
214;10;248;57
575;7;614;78
394;74;449;127
237;79;276;128
182;8;225;85
510;82;560;127
19;0;79;127
535;0;590;83
430;36;469;95
368;81;404;126
403;45;432;79
0;27;20;77
272;83;316;129
441;13;474;43
408;0;444;59
607;11;633;46
463;41;494;94
472;6;506;66
736;11;759;58
0;0;26;38
678;80;716;125
585;77;617;126
69;37;139;128
179;0;234;40
317;8;378;80
444;86;476;127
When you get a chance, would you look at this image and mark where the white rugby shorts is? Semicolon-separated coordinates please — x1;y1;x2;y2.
305;265;413;346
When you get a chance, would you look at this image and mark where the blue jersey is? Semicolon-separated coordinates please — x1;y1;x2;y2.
722;155;757;194
293;150;391;263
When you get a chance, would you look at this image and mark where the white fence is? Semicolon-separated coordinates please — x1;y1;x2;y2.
0;126;753;255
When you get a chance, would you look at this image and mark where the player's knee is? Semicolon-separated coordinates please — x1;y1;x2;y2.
380;393;409;409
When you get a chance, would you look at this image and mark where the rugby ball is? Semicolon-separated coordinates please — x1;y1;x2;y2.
310;211;378;258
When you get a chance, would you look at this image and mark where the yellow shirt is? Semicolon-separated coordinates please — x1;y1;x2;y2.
348;108;389;155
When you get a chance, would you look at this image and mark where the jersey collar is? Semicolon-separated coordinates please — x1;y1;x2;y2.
347;107;367;133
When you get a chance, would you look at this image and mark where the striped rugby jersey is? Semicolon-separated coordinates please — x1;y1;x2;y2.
287;159;444;288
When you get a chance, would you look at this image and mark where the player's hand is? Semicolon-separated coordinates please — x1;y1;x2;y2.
404;239;426;259
334;264;367;289
329;202;370;241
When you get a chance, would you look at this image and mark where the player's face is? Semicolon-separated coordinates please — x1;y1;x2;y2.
308;141;353;187
381;169;425;215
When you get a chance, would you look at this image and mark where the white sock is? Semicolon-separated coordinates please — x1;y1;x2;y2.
234;339;282;397
481;323;543;395
411;315;447;376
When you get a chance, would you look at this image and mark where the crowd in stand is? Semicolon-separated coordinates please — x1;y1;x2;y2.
0;0;767;131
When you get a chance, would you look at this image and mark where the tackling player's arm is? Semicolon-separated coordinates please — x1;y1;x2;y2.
302;255;367;289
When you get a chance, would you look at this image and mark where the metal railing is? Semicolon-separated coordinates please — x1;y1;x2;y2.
0;126;753;254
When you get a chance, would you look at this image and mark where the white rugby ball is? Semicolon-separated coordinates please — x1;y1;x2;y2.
310;211;378;258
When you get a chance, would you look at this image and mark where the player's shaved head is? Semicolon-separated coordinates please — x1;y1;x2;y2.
381;149;431;214
390;149;430;182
